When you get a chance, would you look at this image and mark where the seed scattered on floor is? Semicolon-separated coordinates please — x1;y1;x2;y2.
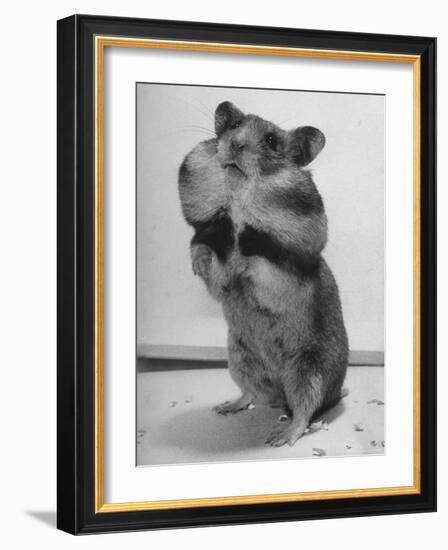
248;403;255;410
370;440;378;447
312;448;327;456
169;401;177;408
353;423;365;431
381;440;385;447
184;396;193;403
345;443;353;449
367;399;384;405
307;420;328;434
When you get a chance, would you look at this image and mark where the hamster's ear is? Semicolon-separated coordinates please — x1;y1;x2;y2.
215;101;245;136
288;126;325;167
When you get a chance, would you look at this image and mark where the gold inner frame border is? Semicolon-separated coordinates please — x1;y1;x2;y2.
94;36;421;513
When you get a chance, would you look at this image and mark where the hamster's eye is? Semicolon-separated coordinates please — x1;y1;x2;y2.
230;120;242;130
265;132;278;151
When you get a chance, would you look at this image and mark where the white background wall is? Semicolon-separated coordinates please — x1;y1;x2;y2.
0;1;444;549
137;84;384;352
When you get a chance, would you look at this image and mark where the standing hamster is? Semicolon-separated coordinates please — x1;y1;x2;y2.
178;101;348;447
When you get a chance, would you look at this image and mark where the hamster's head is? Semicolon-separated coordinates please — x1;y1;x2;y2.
215;101;325;179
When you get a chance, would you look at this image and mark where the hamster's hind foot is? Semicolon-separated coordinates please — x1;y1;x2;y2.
265;417;308;447
213;393;253;415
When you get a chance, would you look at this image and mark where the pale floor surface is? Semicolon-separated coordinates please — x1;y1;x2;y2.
137;366;384;466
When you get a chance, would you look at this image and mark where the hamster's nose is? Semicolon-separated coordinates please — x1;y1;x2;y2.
230;138;245;154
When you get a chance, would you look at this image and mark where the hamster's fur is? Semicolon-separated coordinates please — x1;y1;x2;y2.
178;101;348;447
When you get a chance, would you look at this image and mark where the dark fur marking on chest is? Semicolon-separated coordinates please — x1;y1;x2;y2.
192;209;234;262
238;224;319;276
270;186;324;216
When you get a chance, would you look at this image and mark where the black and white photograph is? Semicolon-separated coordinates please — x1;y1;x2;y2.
136;83;385;466
0;0;440;542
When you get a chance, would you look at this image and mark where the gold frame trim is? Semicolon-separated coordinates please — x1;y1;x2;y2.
94;36;421;513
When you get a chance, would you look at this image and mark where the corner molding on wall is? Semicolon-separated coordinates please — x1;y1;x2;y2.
137;344;384;366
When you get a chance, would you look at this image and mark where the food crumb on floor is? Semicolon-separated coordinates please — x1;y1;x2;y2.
137;365;384;466
312;448;327;456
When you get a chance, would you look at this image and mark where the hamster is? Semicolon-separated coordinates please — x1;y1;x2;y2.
178;101;348;447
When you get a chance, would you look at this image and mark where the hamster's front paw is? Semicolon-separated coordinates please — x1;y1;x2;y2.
191;244;212;280
265;418;307;447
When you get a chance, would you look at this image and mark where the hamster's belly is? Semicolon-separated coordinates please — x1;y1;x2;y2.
231;254;311;318
222;253;313;351
221;249;316;403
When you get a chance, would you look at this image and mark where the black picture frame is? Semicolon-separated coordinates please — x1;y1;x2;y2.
57;14;436;534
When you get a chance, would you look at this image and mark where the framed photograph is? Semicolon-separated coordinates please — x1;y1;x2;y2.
57;14;436;534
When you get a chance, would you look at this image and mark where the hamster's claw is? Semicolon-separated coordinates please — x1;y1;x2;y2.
191;245;212;280
265;421;306;447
